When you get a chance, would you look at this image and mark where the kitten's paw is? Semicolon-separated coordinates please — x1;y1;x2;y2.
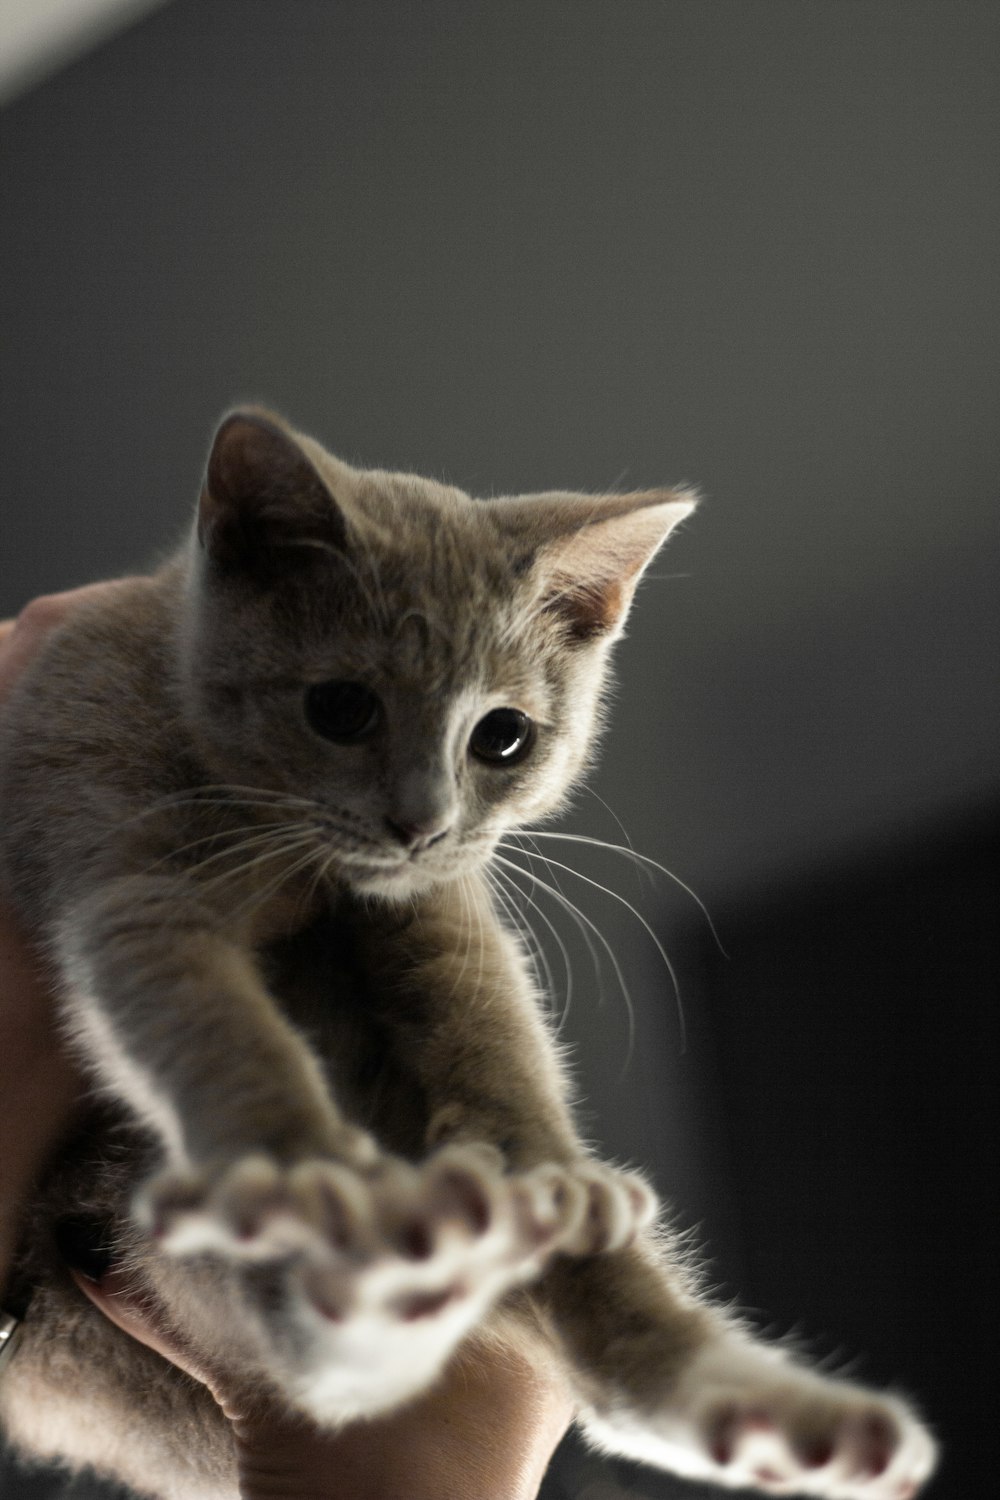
295;1145;567;1316
590;1334;937;1499
139;1138;379;1259
143;1144;608;1419
528;1160;658;1257
142;1149;655;1265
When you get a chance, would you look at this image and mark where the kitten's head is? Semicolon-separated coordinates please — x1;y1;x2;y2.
181;409;694;901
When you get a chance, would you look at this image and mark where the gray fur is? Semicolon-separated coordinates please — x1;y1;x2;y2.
0;412;935;1499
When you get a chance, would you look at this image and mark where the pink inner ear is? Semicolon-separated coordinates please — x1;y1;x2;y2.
531;495;695;642
542;576;626;642
206;409;318;516
207;412;287;508
199;410;347;564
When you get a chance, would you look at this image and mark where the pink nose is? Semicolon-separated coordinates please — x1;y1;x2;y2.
384;817;450;852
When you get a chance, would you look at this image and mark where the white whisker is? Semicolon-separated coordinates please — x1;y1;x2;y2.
490;852;573;1030
223;841;326;924
493;851;639;1068
448;873;475;1001
517;827;727;958
140;821;310;875
499;843;686;1055
119;785;328;835
304;839;340;906
197;840;318;899
485;863;558;1014
511;831;601;1021
484;864;538;986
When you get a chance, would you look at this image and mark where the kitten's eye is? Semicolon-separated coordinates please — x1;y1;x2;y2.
305;681;381;743
469;708;534;766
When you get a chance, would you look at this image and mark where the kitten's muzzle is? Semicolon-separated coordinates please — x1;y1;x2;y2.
383;816;451;854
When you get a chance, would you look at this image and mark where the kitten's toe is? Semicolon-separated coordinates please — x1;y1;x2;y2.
140;1157;289;1257
583;1331;936;1499
670;1337;937;1498
703;1391;935;1498
418;1145;504;1241
545;1161;658;1256
834;1406;937;1497
140;1154;383;1260
137;1167;206;1241
285;1159;382;1254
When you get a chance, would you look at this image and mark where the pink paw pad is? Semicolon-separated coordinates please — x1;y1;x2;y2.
857;1411;898;1477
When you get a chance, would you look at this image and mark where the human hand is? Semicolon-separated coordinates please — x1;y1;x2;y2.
1;583;149;1284
0;590;120;1288
71;1249;571;1500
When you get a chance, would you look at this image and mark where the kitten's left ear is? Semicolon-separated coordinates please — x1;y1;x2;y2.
198;408;348;570
501;489;697;642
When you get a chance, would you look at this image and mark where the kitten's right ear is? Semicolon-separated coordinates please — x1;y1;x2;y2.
198;409;348;570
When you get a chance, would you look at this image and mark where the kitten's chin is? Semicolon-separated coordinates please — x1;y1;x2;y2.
350;870;424;902
338;858;440;903
341;850;488;903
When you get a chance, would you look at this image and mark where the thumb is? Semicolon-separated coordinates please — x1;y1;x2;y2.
68;1260;280;1427
71;1263;209;1385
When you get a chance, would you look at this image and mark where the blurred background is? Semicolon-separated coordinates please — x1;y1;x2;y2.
1;2;996;1497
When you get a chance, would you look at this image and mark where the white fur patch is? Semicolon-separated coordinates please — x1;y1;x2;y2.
61;980;187;1167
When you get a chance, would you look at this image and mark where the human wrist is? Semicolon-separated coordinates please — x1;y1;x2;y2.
233;1424;493;1500
233;1439;331;1500
230;1344;571;1500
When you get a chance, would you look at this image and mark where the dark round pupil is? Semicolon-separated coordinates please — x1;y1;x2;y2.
470;708;531;764
306;681;380;743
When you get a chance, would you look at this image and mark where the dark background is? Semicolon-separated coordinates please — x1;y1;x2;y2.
1;3;996;1497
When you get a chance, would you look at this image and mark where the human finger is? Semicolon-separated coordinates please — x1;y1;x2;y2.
0;580;147;700
70;1264;221;1391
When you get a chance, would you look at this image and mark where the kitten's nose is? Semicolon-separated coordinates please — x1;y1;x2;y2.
384;816;451;853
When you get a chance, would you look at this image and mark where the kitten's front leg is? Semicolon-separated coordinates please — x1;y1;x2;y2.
131;1139;587;1427
60;870;594;1422
536;1251;936;1498
354;874;590;1165
352;876;656;1255
354;878;937;1497
58;871;365;1171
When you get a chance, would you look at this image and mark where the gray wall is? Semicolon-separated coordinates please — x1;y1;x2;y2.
2;0;995;902
2;3;997;1497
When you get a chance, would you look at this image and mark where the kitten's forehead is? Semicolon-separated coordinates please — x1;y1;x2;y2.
350;469;505;571
272;500;549;722
321;469;532;677
324;560;539;705
305;445;477;538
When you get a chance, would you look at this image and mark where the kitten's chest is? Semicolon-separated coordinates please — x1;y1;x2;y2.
259;904;429;1159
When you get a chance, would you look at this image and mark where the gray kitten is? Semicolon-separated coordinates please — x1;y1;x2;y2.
0;411;935;1499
